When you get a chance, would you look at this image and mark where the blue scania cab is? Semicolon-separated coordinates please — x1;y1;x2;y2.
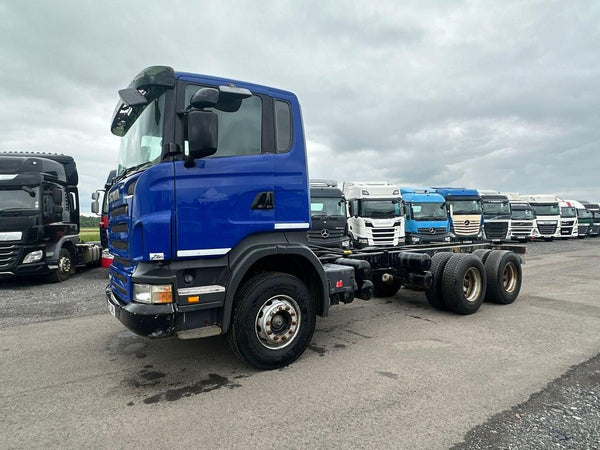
105;66;524;369
432;188;483;242
400;188;450;244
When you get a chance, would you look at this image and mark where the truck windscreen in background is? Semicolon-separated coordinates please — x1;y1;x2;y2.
311;198;345;217
0;188;39;211
532;204;560;215
451;200;481;214
482;201;511;215
359;200;402;219
411;203;447;221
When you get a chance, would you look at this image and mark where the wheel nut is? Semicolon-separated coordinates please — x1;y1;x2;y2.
273;336;279;341
289;330;293;335
266;321;271;326
267;330;272;335
292;321;297;326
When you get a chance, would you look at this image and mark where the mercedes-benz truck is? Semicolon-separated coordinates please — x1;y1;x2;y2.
343;181;405;248
520;194;561;241
503;193;537;241
308;180;349;248
432;188;483;242
479;190;511;242
400;188;450;244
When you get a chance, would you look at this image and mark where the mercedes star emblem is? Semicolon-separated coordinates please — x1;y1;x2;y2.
464;220;470;226
320;229;330;238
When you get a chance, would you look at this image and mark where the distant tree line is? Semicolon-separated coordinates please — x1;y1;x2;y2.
80;215;100;228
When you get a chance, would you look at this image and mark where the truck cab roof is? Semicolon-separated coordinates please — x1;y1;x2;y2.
0;152;75;185
400;188;445;203
432;187;480;199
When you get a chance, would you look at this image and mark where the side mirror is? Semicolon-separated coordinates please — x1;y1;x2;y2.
91;191;99;200
187;110;218;159
190;87;219;109
91;199;99;215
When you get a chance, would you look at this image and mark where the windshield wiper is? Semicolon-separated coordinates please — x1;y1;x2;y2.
118;161;154;181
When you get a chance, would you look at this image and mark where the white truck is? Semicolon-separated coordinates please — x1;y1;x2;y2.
557;200;578;238
343;181;405;248
520;194;561;241
503;193;537;241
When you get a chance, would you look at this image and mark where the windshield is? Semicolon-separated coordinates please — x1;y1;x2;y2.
560;207;576;218
511;207;535;220
0;188;39;211
577;208;592;219
311;198;345;217
531;204;559;216
411;202;447;221
117;93;166;176
482;201;511;216
450;200;481;215
359;199;403;219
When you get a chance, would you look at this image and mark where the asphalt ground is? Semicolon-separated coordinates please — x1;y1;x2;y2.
1;237;599;449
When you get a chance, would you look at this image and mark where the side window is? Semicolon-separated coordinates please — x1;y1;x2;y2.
185;85;262;157
274;100;292;152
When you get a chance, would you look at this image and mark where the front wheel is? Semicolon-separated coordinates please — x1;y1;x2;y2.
47;248;74;283
227;272;316;370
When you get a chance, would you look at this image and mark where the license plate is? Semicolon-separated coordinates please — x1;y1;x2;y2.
463;240;473;244
107;300;116;317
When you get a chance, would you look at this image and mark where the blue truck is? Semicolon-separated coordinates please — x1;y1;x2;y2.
432;188;483;242
400;188;450;244
105;66;525;369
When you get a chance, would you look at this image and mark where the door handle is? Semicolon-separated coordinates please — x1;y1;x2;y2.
251;191;274;210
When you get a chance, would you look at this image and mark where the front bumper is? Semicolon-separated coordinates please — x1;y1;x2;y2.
106;287;175;338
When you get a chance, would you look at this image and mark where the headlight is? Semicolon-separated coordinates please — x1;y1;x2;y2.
359;238;369;244
341;240;350;248
411;236;420;243
23;250;43;264
133;283;173;304
444;236;451;242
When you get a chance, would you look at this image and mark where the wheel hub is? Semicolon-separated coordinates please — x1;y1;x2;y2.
503;262;518;293
58;256;71;274
462;267;482;302
255;295;301;349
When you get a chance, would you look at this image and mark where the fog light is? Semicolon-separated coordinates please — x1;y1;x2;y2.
444;236;451;242
23;250;43;264
411;236;420;243
133;283;173;304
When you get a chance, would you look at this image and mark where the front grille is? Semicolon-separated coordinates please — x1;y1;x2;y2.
308;229;346;240
453;222;480;236
562;220;575;226
112;240;128;250
578;224;589;235
111;223;128;233
537;223;557;235
371;227;396;246
484;222;509;239
417;227;447;235
110;205;128;218
0;244;21;269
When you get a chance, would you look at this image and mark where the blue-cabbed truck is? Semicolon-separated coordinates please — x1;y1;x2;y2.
106;66;525;369
401;188;451;244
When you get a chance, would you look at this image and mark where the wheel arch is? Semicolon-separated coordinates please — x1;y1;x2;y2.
222;244;328;334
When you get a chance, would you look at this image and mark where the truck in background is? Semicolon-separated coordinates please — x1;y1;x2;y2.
565;199;593;238
520;194;561;241
579;201;600;237
557;200;578;238
104;66;525;370
479;190;512;242
343;181;405;248
0;152;101;281
92;169;116;249
400;188;450;244
432;188;483;242
308;180;349;249
502;193;537;241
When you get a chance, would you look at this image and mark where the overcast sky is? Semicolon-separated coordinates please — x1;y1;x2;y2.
1;0;598;212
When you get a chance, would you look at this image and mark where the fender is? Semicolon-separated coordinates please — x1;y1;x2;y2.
45;235;81;265
222;232;328;334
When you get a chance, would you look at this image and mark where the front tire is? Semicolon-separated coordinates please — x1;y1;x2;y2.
47;248;74;283
227;272;316;370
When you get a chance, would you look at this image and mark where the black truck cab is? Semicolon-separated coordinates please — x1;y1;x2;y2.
308;180;349;249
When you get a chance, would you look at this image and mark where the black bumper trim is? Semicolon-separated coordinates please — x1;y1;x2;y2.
106;287;176;338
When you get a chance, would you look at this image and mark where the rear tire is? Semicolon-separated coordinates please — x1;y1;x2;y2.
425;252;453;310
442;254;487;315
227;272;316;370
472;249;492;264
484;251;522;304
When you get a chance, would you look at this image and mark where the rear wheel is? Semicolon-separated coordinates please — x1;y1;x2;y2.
425;252;453;310
47;248;74;283
227;272;316;370
484;250;522;304
472;249;493;264
442;254;487;315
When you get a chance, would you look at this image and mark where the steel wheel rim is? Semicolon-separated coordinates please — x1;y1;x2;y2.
463;267;482;302
255;295;301;350
503;262;518;293
58;255;71;275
